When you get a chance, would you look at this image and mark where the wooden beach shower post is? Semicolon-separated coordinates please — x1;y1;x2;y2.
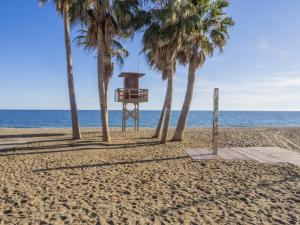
115;72;148;132
212;88;219;155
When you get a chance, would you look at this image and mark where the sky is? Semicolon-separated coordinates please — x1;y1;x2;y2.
0;0;300;111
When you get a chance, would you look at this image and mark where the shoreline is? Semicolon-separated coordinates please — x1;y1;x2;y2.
1;125;300;129
1;109;300;111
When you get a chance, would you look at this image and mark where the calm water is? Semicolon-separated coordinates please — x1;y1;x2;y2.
0;110;300;128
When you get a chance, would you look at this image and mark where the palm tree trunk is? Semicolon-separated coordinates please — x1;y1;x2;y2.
161;71;173;143
97;27;111;143
104;79;109;117
153;87;167;138
63;4;81;140
172;57;197;141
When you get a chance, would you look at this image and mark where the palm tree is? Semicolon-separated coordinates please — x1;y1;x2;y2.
70;0;142;142
172;0;234;141
143;40;176;139
153;89;167;138
76;30;129;109
143;43;178;143
144;0;222;142
142;0;196;143
39;0;81;140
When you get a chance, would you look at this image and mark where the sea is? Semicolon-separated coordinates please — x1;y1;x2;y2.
0;110;300;128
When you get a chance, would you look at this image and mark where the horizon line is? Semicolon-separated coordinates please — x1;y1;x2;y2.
0;109;300;112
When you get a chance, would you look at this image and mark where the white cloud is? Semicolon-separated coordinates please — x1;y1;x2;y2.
189;70;300;110
258;37;292;57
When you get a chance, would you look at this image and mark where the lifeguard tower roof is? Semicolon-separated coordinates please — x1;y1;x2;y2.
119;72;145;78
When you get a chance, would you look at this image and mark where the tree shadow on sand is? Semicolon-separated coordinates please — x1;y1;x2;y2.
0;133;66;139
0;138;72;147
32;155;189;173
0;139;162;157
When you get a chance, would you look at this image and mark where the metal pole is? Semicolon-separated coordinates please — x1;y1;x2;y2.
212;88;219;155
137;104;139;131
134;104;137;131
124;103;127;132
122;103;124;132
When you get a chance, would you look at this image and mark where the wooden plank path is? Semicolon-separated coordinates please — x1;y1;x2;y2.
186;147;300;167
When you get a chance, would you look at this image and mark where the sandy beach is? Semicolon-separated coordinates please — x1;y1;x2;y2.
0;127;300;224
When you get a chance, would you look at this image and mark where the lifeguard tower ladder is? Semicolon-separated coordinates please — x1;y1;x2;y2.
115;72;148;131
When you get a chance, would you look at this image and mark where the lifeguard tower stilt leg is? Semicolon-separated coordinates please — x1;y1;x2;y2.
122;103;140;132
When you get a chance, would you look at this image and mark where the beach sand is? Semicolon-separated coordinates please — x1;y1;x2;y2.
0;127;299;224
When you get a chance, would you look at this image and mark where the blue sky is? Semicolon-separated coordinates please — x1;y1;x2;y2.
0;0;300;110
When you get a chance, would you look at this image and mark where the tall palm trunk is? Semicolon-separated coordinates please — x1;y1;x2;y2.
161;70;173;143
104;80;109;114
153;87;167;138
172;56;197;141
63;4;81;140
97;27;111;143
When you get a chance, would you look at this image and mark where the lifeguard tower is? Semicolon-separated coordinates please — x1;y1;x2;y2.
115;72;148;131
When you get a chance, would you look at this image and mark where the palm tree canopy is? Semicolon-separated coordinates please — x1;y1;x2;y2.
142;0;233;74
70;0;146;37
177;0;234;67
38;0;72;15
141;0;194;79
75;29;129;65
70;0;145;81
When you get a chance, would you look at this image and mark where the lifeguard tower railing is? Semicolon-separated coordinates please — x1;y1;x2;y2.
115;88;148;103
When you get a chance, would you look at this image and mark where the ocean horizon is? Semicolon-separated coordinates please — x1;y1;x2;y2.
0;110;300;128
